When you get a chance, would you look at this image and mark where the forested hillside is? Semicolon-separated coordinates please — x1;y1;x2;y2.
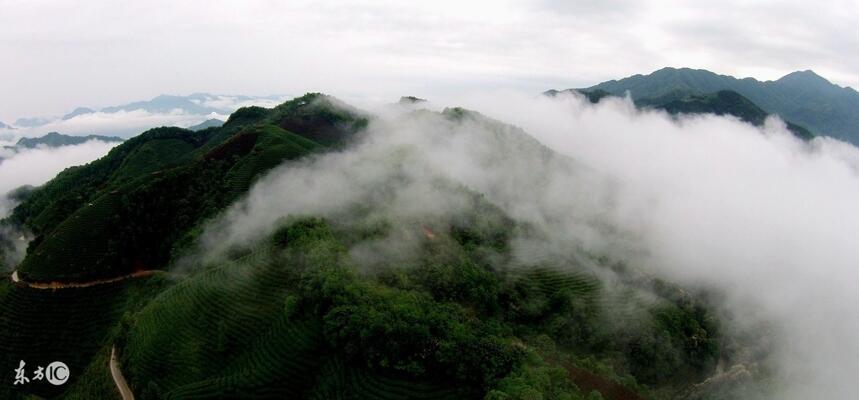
0;94;757;400
562;67;859;144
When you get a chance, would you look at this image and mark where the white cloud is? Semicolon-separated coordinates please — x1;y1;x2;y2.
1;1;856;122
195;95;287;112
29;109;228;137
198;93;859;398
5;94;286;138
0;140;119;217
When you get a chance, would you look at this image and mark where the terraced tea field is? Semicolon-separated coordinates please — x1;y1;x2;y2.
0;273;167;399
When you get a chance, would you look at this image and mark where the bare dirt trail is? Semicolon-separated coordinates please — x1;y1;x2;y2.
10;270;159;289
110;346;135;400
563;362;644;400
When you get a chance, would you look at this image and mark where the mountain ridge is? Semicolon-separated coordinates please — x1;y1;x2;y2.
0;93;739;399
13;132;124;149
6;93;286;130
571;67;859;144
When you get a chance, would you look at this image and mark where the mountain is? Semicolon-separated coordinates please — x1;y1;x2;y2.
187;118;224;131
574;67;859;144
7;93;285;130
101;94;229;115
96;93;283;116
1;132;124;164
0;121;9;129
552;88;814;139
399;95;427;104
0;94;741;400
62;107;95;120
13;132;124;149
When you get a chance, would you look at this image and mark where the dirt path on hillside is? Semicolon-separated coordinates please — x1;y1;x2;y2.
563;362;644;400
110;346;135;400
10;270;159;289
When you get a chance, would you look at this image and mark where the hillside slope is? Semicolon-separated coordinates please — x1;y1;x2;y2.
10;93;365;282
573;67;859;143
0;94;751;400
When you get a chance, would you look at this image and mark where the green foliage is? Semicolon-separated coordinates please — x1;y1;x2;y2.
267;92;370;146
7;127;202;236
6;93;373;282
0;276;166;399
316;275;522;385
487;354;583;400
16;123;322;281
0;94;732;400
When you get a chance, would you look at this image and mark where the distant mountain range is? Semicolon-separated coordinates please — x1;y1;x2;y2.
1;132;124;163
96;93;276;115
11;132;123;149
7;93;284;130
550;67;859;144
548;88;813;139
0;121;9;129
188;118;225;131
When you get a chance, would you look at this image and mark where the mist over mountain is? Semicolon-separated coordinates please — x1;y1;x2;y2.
2;90;859;399
557;67;859;145
98;93;282;115
546;89;814;140
62;107;95;120
3;1;859;398
5;93;286;137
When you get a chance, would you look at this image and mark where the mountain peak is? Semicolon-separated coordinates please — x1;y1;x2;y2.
14;132;123;149
62;107;95;120
777;70;831;86
650;66;715;76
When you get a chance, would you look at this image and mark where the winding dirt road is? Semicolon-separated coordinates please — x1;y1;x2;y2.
7;270;157;398
10;270;158;289
110;346;135;400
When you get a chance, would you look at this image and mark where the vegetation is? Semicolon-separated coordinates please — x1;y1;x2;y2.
0;94;733;399
11;94;364;282
0;273;168;399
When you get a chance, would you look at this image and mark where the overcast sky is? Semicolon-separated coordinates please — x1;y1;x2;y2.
1;0;857;122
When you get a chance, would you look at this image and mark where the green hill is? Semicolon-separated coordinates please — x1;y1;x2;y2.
555;67;859;143
12;93;362;282
14;132;124;149
549;88;813;140
0;94;741;400
640;90;814;139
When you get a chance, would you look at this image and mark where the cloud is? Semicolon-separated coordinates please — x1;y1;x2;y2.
0;140;119;217
2;1;857;122
5;94;287;138
28;109;229;137
191;95;287;112
198;92;859;398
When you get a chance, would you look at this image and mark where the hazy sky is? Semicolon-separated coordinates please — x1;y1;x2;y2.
1;0;857;121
